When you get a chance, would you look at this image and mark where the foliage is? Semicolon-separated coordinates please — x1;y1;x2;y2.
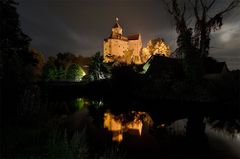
54;52;90;71
66;63;85;81
29;48;45;79
1;1;44;81
163;0;238;81
1;0;31;55
72;98;85;111
42;62;58;81
42;53;90;81
145;38;171;57
164;0;239;58
57;66;66;80
191;0;239;57
87;52;108;81
1;0;30;84
87;100;104;127
1;0;46;121
55;52;76;70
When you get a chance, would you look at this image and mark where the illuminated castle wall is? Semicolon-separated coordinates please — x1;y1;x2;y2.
103;18;142;64
103;18;171;64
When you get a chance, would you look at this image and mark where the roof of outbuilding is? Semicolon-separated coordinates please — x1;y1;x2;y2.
127;34;140;40
205;62;228;74
203;57;229;74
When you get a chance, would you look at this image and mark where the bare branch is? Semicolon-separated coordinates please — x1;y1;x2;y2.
181;2;186;19
162;0;188;33
218;0;239;15
206;0;216;11
189;0;200;21
200;0;205;9
207;0;239;26
162;0;182;24
162;0;173;15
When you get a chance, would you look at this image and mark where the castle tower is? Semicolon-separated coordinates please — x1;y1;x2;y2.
111;17;123;38
104;18;142;64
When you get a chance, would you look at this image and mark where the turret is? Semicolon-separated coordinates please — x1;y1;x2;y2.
111;17;123;38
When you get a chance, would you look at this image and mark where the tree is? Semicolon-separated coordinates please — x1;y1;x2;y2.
146;38;171;57
163;0;239;79
28;48;45;79
190;0;239;57
1;0;38;119
1;0;31;56
55;52;76;70
1;0;32;83
163;0;239;57
162;0;240;136
66;64;85;81
56;66;65;80
87;52;108;81
42;62;58;81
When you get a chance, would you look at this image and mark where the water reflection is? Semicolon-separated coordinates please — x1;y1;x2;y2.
104;111;152;142
104;112;123;142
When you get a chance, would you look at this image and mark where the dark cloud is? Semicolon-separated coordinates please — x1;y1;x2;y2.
17;0;240;69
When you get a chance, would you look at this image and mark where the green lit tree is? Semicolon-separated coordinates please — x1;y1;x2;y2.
42;62;58;81
57;66;66;80
66;64;85;81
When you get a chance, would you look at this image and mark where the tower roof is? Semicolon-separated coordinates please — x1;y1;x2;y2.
112;17;122;28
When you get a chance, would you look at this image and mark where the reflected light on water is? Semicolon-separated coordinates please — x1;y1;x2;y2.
104;112;148;142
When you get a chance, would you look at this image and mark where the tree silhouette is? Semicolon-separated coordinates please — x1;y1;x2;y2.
190;0;239;57
1;0;46;120
87;52;108;81
163;0;239;57
162;0;239;136
163;0;239;79
28;48;45;79
55;52;76;70
1;0;31;82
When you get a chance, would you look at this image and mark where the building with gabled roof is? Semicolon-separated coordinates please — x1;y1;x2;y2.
203;59;229;79
103;17;143;64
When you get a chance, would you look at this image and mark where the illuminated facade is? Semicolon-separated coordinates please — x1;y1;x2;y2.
103;18;143;64
103;18;172;64
104;111;153;142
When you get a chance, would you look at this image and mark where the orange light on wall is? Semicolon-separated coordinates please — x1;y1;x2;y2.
103;112;152;142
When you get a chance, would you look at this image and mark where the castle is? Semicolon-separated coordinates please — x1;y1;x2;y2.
103;18;171;64
103;18;143;64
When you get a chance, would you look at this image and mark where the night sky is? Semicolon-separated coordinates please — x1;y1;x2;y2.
17;0;240;70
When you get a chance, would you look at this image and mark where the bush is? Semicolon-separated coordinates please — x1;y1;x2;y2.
66;64;85;81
